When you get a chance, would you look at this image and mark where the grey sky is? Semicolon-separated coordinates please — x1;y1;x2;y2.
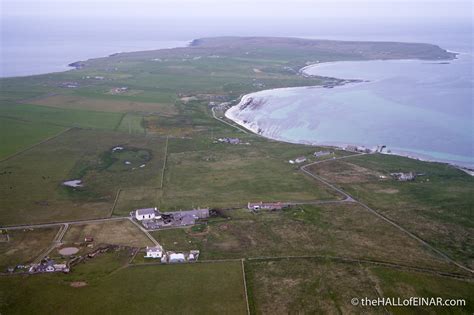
3;0;473;19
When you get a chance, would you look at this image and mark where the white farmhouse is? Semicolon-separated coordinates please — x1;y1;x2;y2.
135;208;157;221
295;156;307;163
145;246;163;258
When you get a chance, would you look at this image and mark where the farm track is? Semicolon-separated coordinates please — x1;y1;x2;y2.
33;223;69;263
211;107;249;134
160;136;169;189
128;218;161;248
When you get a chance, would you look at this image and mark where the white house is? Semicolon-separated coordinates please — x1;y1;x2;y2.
295;156;307;163
145;246;163;258
169;253;186;263
135;208;157;221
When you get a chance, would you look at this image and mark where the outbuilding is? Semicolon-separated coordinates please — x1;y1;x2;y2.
169;253;186;263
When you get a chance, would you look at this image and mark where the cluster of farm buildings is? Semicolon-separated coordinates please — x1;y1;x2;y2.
289;150;333;164
134;207;210;230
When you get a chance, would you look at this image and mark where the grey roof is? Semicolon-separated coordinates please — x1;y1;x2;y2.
147;246;162;253
136;208;155;215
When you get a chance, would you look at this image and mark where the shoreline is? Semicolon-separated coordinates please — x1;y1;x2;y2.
226;103;474;174
224;56;473;175
0;40;192;79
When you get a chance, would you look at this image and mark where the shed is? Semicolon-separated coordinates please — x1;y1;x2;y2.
169;253;186;263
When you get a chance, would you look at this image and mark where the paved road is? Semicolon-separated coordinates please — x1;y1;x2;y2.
211;107;249;134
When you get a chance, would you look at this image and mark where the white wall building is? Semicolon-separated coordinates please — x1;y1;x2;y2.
145;246;163;258
135;208;157;221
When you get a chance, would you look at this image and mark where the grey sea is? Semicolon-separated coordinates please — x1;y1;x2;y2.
226;52;473;168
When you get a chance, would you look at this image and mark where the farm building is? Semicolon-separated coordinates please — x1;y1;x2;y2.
218;137;241;144
391;172;416;181
29;260;69;274
145;246;163;258
248;202;285;211
169;253;186;263
295;156;307;163
135;208;157;221
314;151;331;157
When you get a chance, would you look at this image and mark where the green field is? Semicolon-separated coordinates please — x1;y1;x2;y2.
0;129;166;225
246;259;474;314
0;253;247;314
151;204;459;273
307;154;474;269
0;103;122;130
0;117;65;159
160;137;342;209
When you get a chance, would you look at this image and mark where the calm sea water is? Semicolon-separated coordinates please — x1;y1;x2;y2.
226;51;473;167
0;39;189;77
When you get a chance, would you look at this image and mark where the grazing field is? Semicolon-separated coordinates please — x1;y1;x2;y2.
0;255;248;315
62;219;153;247
0;103;122;130
0;129;166;225
0;117;65;159
152;204;460;273
112;187;160;216
0;227;59;271
245;259;474;314
160;137;342;210
116;113;146;134
306;154;474;269
26;94;177;114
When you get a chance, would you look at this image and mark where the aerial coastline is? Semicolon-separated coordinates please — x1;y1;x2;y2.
224;51;473;173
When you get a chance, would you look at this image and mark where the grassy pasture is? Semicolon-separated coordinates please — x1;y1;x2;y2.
160;137;342;209
0;257;247;315
0;117;65;159
152;204;458;273
62;219;153;247
112;187;160;216
116;113;146;134
26;93;178;114
0;103;122;130
246;259;474;314
0;129;166;225
306;154;474;269
0;227;59;271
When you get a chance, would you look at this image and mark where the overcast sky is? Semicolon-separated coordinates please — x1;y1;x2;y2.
3;0;473;19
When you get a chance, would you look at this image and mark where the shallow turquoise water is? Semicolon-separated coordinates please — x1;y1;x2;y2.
226;53;473;167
